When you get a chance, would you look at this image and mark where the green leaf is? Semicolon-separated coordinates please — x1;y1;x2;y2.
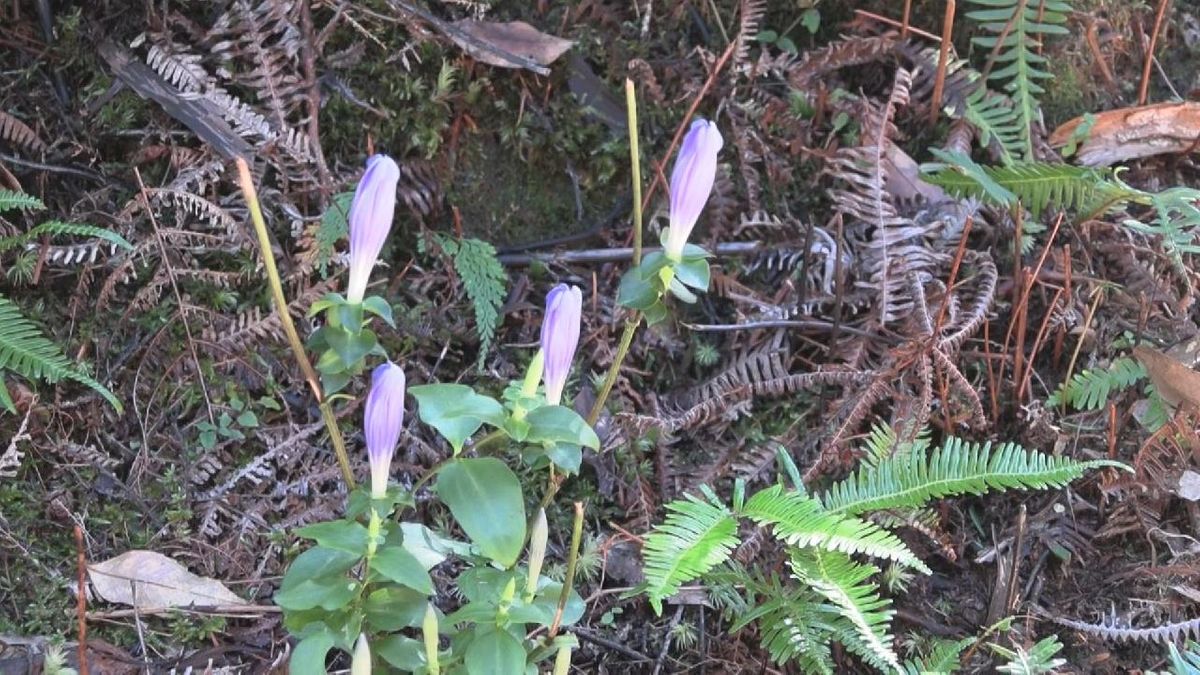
236;410;258;427
306;292;346;318
295;520;370;555
370;546;435;594
0;189;45;212
290;626;336;675
362;296;396;328
410;384;506;452
617;268;660;310
325;326;377;370
437;458;526;567
399;522;472;569
364;586;430;632
376;634;428;671
524;405;599;450
465;627;526;675
801;8;820;33
275;547;359;611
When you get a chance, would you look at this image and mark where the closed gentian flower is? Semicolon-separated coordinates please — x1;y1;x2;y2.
346;154;401;304
351;634;371;675
663;119;723;260
365;361;406;499
540;284;582;406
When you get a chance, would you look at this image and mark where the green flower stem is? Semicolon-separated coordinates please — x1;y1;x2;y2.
235;158;357;489
548;501;584;638
626;79;644;267
471;429;508;453
587;80;647;427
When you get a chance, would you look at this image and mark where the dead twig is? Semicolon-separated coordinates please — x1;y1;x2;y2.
1138;0;1170;106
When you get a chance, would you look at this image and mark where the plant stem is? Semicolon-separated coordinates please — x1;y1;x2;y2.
626;79;643;267
587;80;646;427
234;158;357;489
587;317;639;426
548;501;584;637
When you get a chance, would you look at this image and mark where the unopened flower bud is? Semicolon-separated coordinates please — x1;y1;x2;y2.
365;361;406;499
423;604;440;675
553;643;573;675
351;633;371;675
540;284;582;406
663;120;723;260
525;508;548;600
347;154;400;303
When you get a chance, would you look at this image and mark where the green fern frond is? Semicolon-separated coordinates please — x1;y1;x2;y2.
642;489;739;614
1047;356;1145;410
903;637;972;674
962;85;1022;166
0;295;122;413
741;485;929;572
793;549;901;673
437;236;507;369
992;635;1066;674
965;0;1071;161
1124;187;1200;282
820;437;1126;517
0;189;45;212
733;586;835;671
922;156;1133;218
1168;641;1200;675
0;220;133;255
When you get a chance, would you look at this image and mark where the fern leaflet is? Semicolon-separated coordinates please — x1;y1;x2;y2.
641;489;739;614
1047;356;1145;410
0;220;133;255
0;295;122;413
742;485;929;572
965;0;1071;161
0;189;45;212
819;436;1126;517
922;155;1134;217
792;549;901;673
435;235;507;368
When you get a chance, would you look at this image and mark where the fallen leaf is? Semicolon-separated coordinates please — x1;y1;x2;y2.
449;20;573;71
89;550;247;609
1132;344;1200;410
1049;102;1200;167
1179;470;1200;501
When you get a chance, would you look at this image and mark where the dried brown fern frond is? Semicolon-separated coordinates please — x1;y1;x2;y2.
829;68;926;325
1049;613;1200;645
731;0;767;81
788;34;897;90
0;111;47;154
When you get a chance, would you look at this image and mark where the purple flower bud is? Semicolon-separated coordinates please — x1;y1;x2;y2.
347;154;401;303
365;361;406;498
540;284;582;406
664;119;723;260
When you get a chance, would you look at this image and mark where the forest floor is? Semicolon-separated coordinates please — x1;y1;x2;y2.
3;0;1200;673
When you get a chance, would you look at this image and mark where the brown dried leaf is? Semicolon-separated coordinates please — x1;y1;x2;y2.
1133;344;1200;409
89;550;247;609
1050;102;1200;167
449;20;573;70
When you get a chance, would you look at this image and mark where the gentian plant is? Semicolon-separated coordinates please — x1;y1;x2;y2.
250;83;718;673
308;155;402;394
618;118;723;324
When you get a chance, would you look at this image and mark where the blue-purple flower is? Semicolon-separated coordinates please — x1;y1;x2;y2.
364;361;406;498
664;119;723;260
540;284;582;406
346;154;401;304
